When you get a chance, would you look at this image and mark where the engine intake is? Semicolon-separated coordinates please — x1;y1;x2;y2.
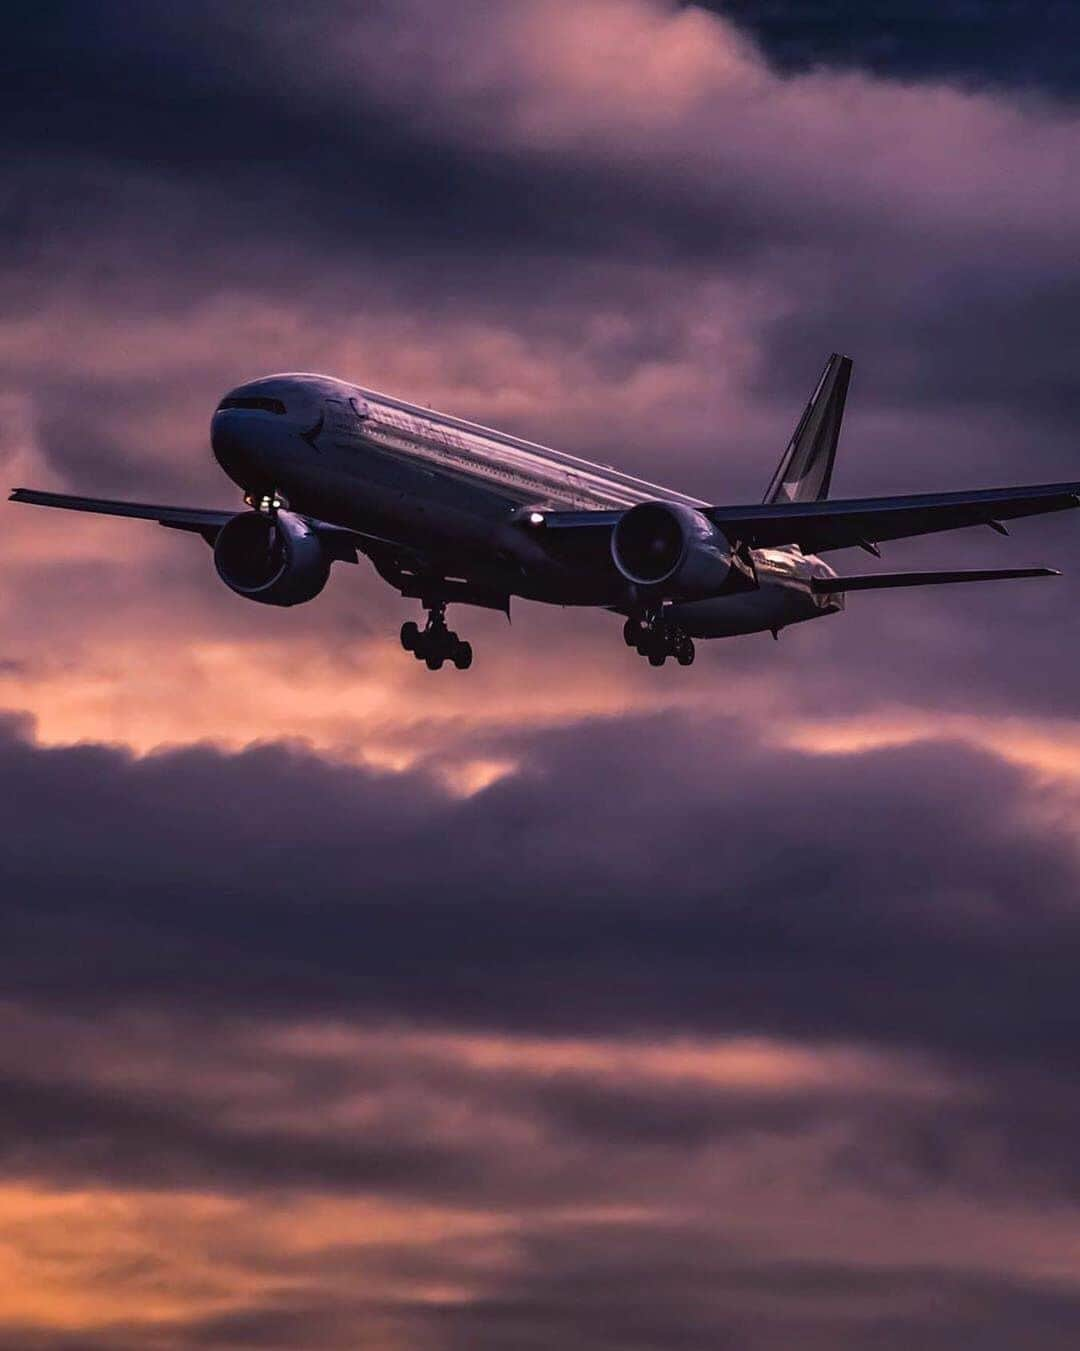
213;510;330;606
611;502;736;600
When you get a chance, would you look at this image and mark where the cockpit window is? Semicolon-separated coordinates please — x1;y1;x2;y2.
218;395;287;415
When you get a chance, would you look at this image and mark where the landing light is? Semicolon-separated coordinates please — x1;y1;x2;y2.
528;512;545;526
244;493;285;512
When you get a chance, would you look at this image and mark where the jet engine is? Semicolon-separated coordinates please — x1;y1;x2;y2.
213;510;331;606
611;501;736;600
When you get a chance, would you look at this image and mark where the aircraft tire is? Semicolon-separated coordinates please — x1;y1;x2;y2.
676;638;695;666
425;651;445;671
452;641;473;670
401;621;420;652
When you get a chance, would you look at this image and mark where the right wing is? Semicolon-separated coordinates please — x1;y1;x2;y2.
8;488;514;610
8;487;374;563
9;488;234;539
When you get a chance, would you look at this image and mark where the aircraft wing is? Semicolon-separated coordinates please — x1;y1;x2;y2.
707;482;1080;552
8;488;368;561
542;481;1080;552
9;488;235;536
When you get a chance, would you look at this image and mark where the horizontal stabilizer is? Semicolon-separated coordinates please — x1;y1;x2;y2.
812;567;1060;595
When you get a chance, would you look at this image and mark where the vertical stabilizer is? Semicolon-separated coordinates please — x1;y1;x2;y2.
763;353;852;504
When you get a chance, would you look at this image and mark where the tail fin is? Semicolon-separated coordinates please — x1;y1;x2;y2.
763;353;852;504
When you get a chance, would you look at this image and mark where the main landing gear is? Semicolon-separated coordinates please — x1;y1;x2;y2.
623;614;695;667
400;602;473;671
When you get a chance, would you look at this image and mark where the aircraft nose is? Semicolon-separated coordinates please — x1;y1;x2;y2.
210;408;251;480
211;406;290;494
211;383;318;491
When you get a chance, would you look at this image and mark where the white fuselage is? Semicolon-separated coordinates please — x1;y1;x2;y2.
210;373;843;636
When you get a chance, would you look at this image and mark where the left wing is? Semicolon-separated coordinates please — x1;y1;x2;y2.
540;481;1080;552
707;481;1080;552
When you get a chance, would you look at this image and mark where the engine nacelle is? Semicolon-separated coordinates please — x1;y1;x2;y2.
611;501;735;600
213;510;330;607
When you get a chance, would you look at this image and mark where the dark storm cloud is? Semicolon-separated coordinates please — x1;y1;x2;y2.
0;1065;482;1197
2;710;1077;1063
3;0;1075;310
701;1;1080;97
0;994;949;1203
0;0;778;270
435;1244;1080;1351
8;1261;1080;1351
180;1275;1080;1351
5;981;1080;1218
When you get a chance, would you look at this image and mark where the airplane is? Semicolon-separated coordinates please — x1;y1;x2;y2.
9;353;1079;670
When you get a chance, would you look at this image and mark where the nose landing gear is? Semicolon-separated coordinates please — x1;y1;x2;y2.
623;613;695;667
401;602;473;671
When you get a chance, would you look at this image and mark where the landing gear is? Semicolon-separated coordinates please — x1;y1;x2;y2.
625;612;695;668
400;604;473;671
675;633;695;666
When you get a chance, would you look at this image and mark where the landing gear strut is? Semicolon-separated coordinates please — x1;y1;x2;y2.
623;612;695;667
401;602;473;671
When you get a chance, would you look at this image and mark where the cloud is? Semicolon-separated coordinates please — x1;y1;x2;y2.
3;997;1080;1347
700;1;1080;97
2;6;1080;1345
1;709;1077;1059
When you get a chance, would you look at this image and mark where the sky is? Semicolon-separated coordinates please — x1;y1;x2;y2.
2;2;1080;1347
